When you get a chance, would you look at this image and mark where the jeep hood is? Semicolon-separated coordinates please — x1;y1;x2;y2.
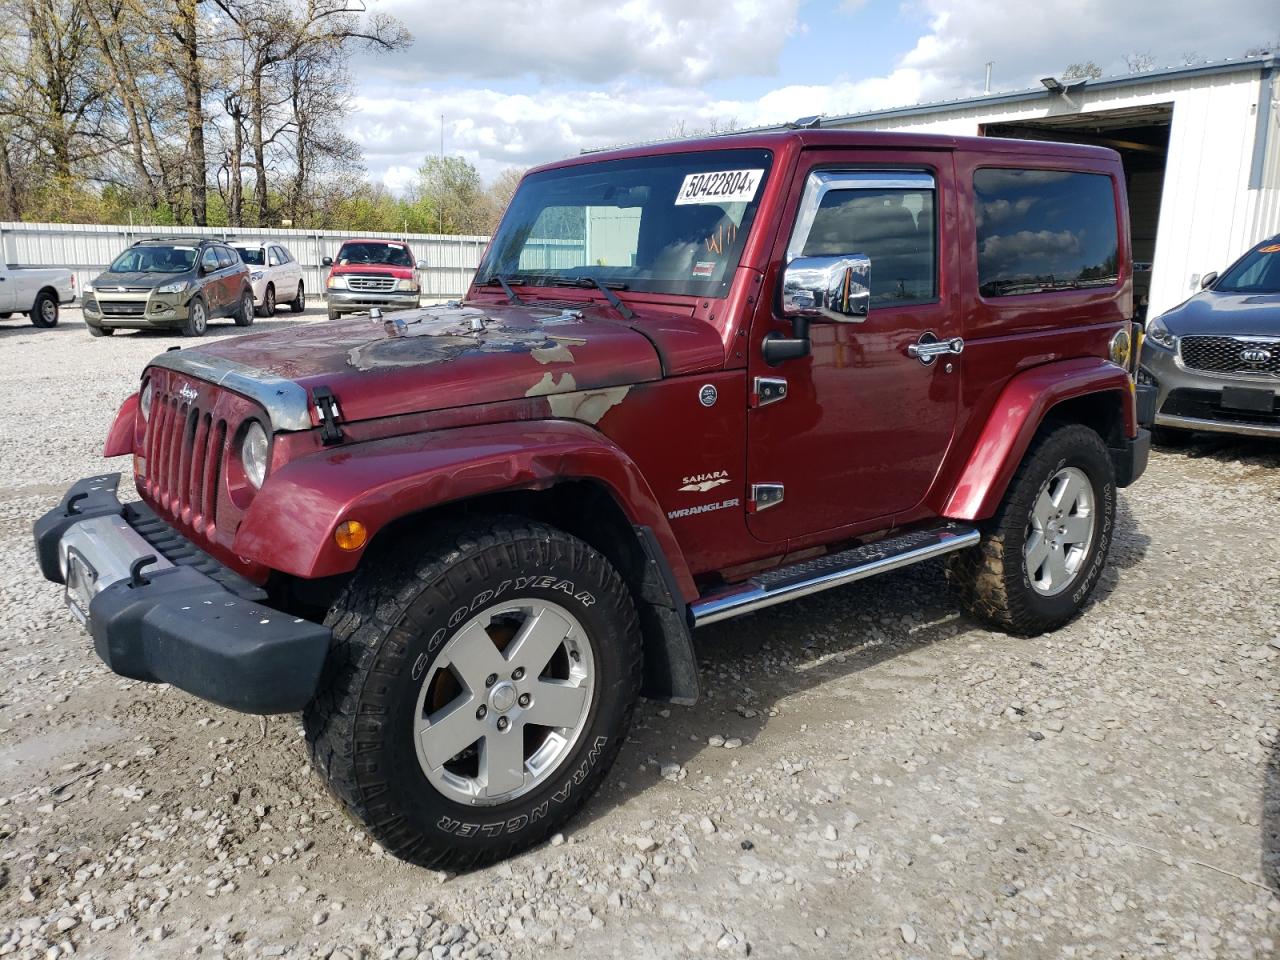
171;301;724;426
1159;290;1280;337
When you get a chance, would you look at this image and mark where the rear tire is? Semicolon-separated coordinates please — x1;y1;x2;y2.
946;423;1116;635
289;282;305;312
305;517;642;870
234;288;255;326
31;290;58;328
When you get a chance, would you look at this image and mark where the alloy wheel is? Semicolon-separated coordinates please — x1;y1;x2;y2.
413;599;595;806
1023;465;1095;596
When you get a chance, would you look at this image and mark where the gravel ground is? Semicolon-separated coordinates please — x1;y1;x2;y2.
1;308;1278;959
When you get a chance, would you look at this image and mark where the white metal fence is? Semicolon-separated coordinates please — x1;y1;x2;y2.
0;222;492;300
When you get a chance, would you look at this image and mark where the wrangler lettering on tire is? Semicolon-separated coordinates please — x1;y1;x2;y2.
304;517;642;870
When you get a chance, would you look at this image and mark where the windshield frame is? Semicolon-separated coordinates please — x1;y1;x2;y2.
476;148;775;299
1212;240;1280;294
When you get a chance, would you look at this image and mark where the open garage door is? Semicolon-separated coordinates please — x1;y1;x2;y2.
983;103;1172;320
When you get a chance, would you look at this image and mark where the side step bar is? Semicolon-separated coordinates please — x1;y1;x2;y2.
690;523;980;627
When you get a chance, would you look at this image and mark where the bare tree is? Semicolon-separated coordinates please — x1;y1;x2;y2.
1062;61;1103;81
1124;51;1157;73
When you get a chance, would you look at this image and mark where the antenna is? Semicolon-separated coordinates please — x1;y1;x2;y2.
984;62;993;94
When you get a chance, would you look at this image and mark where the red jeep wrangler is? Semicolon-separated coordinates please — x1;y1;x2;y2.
35;130;1153;869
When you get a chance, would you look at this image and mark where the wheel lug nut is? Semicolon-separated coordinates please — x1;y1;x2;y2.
518;693;531;707
485;673;497;688
475;705;487;720
512;667;525;681
497;716;509;732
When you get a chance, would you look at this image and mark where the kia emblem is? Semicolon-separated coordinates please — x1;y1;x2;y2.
1239;348;1272;363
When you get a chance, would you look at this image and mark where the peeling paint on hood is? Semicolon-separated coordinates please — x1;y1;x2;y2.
183;301;664;425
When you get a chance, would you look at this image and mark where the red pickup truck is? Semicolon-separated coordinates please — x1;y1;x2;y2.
322;238;427;320
35;128;1153;870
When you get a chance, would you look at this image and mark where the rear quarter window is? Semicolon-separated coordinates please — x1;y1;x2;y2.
973;169;1119;298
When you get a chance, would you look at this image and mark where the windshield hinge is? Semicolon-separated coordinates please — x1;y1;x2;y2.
312;386;344;445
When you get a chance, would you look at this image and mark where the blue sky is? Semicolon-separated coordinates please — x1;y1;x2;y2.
346;0;1277;189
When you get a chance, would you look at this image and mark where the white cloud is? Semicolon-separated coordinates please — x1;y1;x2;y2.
364;0;802;86
349;0;1276;189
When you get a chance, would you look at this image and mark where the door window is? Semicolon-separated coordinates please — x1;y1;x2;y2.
268;247;282;267
200;247;221;272
788;170;937;307
215;246;236;269
973;169;1119;297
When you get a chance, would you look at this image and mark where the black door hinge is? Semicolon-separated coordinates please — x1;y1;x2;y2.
312;386;344;445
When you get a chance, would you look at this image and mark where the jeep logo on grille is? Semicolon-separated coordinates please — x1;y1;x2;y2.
1240;348;1272;363
178;383;199;402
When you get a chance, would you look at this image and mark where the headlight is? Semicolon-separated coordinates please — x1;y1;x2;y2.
250;271;264;282
83;283;94;294
327;275;348;290
396;279;419;292
139;380;152;420
1145;316;1177;349
156;280;188;295
240;422;269;488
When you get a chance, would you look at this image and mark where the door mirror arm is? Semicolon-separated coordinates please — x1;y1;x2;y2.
762;320;811;366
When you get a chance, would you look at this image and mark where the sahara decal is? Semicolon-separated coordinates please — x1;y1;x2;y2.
679;469;730;493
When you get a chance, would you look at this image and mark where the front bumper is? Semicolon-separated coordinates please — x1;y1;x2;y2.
1110;429;1151;488
84;293;190;327
1140;341;1280;438
33;474;330;714
325;289;420;313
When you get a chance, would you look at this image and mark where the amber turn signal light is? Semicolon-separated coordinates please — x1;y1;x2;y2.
333;520;368;551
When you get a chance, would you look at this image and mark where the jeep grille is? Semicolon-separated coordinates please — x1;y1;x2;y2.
142;385;228;533
1179;335;1280;376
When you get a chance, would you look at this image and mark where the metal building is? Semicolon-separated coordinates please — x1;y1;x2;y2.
805;54;1279;320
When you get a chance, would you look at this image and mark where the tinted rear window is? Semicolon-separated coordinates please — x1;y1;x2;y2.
974;169;1119;298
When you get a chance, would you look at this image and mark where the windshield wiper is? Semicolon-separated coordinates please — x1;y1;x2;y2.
546;276;634;320
480;274;525;305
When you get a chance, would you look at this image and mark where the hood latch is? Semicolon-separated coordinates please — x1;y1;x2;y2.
312;386;344;445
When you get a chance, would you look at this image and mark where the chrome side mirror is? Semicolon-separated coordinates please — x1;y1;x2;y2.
415;258;429;270
1199;271;1218;290
781;254;871;323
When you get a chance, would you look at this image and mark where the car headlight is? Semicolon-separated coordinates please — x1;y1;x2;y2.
240;422;269;488
83;283;94;294
250;271;264;282
140;380;152;420
156;280;189;295
396;279;419;292
1145;316;1177;349
327;275;348;290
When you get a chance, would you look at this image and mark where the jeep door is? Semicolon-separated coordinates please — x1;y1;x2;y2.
745;149;961;542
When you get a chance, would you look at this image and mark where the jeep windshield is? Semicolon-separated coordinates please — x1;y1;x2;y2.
107;245;197;273
1214;241;1280;293
477;148;773;298
336;242;415;267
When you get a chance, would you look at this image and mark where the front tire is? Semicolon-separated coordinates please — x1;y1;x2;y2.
181;297;208;337
31;291;59;328
87;323;114;337
327;306;341;321
305;517;642;870
946;423;1116;635
255;283;275;318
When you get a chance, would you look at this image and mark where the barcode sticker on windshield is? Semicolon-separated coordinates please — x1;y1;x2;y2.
675;169;763;206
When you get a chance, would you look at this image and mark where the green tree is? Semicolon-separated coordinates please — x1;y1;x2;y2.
413;155;494;235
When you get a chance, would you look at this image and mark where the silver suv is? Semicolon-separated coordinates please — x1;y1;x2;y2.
1140;236;1280;443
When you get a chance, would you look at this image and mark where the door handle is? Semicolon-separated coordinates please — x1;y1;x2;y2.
907;333;964;365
